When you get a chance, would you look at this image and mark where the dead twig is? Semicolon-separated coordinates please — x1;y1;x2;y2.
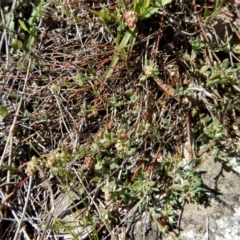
13;176;33;240
154;78;180;102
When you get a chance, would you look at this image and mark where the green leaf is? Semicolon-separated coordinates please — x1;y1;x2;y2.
27;24;37;49
17;40;23;49
89;9;114;22
211;148;221;157
127;26;138;53
1;163;20;174
167;209;173;215
148;181;156;187
215;0;223;9
141;0;172;20
138;202;144;213
119;0;127;9
133;0;141;14
221;58;229;69
105;28;133;78
119;29;133;49
204;7;211;17
199;65;209;74
0;105;8;118
232;44;240;54
205;0;222;23
110;163;119;170
203;116;212;126
190;49;196;60
18;20;29;32
105;55;120;79
200;144;210;152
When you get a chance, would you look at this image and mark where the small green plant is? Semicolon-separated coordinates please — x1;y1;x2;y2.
190;36;205;60
206;59;240;87
25;148;72;175
74;71;96;87
3;0;240;238
11;0;45;53
0;105;8;118
90;0;172;78
140;60;159;81
176;83;192;97
197;116;228;161
204;0;223;23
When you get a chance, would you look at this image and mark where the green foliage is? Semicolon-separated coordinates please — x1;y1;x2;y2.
207;59;240;87
2;0;239;238
80;128;203;224
0;105;8;118
134;0;172;20
197;116;228;161
25;148;72;175
74;71;96;87
190;36;206;60
176;83;192;97
24;120;203;233
90;0;172;78
204;0;223;23
140;60;159;81
11;0;45;53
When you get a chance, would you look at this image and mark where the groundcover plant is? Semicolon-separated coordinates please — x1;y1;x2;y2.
0;0;240;239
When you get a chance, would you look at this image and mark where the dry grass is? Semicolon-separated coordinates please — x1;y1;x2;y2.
0;0;240;239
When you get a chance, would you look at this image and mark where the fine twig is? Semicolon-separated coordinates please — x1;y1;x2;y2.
0;59;31;167
13;175;33;240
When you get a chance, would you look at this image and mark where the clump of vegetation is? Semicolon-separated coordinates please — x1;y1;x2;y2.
0;0;240;239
